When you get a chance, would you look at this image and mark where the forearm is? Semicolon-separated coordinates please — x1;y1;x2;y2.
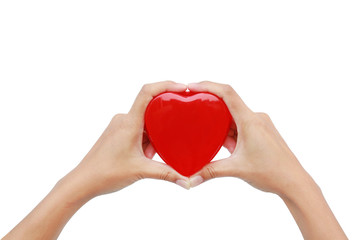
3;168;95;240
280;172;347;240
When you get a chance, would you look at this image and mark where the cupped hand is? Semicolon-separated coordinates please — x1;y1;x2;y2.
70;81;190;198
188;81;311;197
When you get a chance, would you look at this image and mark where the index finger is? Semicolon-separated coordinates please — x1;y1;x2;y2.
187;81;253;122
129;80;187;122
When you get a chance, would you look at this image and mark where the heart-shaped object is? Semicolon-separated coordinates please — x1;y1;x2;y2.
144;91;232;177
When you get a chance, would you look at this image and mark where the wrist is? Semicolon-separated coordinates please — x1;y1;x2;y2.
278;170;321;204
277;169;348;239
56;167;99;208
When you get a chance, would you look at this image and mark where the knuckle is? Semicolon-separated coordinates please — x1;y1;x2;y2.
140;84;152;95
159;170;172;181
199;80;211;84
112;113;125;122
206;165;217;179
222;84;234;94
111;114;132;129
257;112;270;120
163;80;175;84
251;113;272;130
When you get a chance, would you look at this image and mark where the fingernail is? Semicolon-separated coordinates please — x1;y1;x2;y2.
190;176;203;188
175;179;190;190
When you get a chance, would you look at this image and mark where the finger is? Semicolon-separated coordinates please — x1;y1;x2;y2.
227;118;238;139
129;81;187;123
144;142;156;159
141;159;190;189
187;81;252;122
227;128;237;138
142;130;149;144
223;136;236;154
189;158;235;187
142;130;151;149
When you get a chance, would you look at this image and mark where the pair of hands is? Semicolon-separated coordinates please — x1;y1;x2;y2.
4;80;347;240
74;80;309;199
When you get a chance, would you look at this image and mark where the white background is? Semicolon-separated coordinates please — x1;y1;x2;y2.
1;1;359;239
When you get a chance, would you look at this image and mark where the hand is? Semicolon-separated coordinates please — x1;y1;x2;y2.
187;81;308;197
187;81;347;240
73;81;191;197
2;81;190;240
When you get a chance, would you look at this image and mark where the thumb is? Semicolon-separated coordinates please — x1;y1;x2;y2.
189;158;234;188
141;159;190;189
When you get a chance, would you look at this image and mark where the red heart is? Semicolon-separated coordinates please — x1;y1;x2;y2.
144;91;232;177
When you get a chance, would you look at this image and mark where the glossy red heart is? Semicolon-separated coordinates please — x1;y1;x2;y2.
144;91;232;177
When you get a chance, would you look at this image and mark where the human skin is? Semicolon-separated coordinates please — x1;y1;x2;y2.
2;81;347;240
2;81;191;240
187;81;348;240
